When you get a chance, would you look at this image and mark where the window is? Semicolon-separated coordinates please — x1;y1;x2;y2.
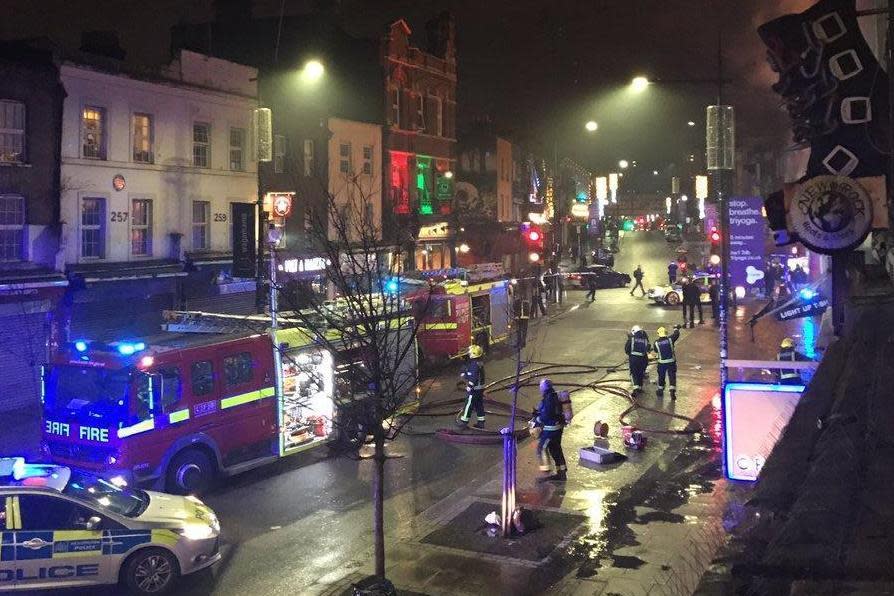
81;197;105;259
19;495;96;530
229;127;245;171
302;139;315;176
415;94;424;131
0;100;25;163
339;142;351;174
82;106;106;159
274;134;286;173
191;360;214;396
192;200;210;250
132;113;153;163
0;194;25;261
433;96;443;136
159;367;182;411
390;87;400;127
223;352;253;387
362;145;373;175
131;198;152;256
193;122;210;168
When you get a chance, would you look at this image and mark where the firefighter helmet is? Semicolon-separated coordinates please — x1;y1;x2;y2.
780;337;794;349
469;344;484;359
657;326;668;338
539;378;553;393
630;325;641;334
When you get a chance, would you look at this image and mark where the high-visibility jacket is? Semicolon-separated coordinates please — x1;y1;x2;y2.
535;389;565;431
776;348;802;380
625;336;650;358
653;329;681;364
461;360;485;392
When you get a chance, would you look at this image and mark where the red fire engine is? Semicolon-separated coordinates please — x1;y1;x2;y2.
410;276;511;360
40;315;416;494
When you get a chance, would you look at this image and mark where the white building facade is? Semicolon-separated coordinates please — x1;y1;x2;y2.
58;50;260;339
327;117;383;243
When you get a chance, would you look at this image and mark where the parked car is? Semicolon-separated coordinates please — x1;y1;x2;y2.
567;265;631;289
648;273;716;305
664;226;682;243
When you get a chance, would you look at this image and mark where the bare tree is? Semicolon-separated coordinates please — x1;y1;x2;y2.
272;175;430;589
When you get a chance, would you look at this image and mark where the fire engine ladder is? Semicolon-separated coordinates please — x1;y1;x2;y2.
162;310;270;334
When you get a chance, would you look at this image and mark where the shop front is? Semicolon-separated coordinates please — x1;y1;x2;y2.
416;221;452;271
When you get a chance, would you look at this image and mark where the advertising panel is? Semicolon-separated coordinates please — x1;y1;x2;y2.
729;197;767;290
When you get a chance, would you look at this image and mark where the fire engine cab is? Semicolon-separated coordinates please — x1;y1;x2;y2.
40;328;349;494
411;275;511;360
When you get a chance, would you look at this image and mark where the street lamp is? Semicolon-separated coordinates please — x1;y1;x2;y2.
585;120;599;132
619;159;629;169
630;76;650;93
301;59;325;83
443;170;454;179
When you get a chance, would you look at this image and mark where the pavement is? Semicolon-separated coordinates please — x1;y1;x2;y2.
0;231;814;596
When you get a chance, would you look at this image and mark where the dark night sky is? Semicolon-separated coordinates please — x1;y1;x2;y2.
1;0;815;182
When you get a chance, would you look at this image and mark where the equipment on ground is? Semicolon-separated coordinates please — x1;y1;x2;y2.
622;425;648;450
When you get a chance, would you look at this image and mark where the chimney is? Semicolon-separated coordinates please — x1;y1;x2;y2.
79;31;126;61
425;11;455;61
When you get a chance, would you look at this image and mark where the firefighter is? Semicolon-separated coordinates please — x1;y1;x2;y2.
625;326;651;395
457;344;487;428
653;325;681;399
533;378;568;482
777;337;807;385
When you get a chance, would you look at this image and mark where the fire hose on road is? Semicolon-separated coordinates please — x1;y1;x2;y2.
414;361;705;445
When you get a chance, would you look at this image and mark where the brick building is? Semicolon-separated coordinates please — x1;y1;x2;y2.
382;15;457;270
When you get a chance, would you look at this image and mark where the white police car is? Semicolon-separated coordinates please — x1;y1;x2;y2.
0;457;219;594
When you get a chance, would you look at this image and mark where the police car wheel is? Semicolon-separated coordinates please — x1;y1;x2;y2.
665;292;680;305
166;449;214;495
123;547;179;595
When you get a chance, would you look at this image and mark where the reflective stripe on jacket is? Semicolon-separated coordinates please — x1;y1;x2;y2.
627;336;648;357
654;337;676;364
777;349;799;379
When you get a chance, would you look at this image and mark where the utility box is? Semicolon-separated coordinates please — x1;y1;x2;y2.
579;445;623;465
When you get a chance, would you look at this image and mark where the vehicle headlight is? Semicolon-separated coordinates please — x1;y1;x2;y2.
179;522;215;540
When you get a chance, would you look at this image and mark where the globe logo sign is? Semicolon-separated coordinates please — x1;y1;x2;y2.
790;176;872;254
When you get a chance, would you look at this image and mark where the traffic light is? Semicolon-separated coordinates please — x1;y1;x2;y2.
708;227;721;267
520;222;544;262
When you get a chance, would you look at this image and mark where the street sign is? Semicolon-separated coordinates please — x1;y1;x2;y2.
774;297;830;321
728;197;767;290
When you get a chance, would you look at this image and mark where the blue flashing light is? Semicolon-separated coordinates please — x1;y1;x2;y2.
134;342;146;351
74;340;88;353
385;278;399;294
798;288;817;301
117;343;136;356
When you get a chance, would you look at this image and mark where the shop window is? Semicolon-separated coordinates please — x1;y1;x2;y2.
223;352;253;386
191;360;214;396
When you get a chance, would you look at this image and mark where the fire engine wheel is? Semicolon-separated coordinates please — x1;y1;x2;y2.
665;292;681;306
165;449;215;495
122;547;180;595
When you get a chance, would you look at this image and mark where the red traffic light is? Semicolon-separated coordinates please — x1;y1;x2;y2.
709;227;721;243
527;230;541;242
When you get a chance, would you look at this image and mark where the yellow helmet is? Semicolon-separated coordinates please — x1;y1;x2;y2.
468;344;484;359
780;337;794;349
657;326;668;338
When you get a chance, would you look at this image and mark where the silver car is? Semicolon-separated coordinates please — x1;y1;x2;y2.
0;457;220;594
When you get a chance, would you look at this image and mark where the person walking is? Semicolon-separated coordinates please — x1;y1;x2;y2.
625;326;651;395
533;379;569;482
630;265;646;297
708;278;720;326
456;344;486;428
653;325;681;399
668;261;678;284
682;277;703;328
585;269;598;302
